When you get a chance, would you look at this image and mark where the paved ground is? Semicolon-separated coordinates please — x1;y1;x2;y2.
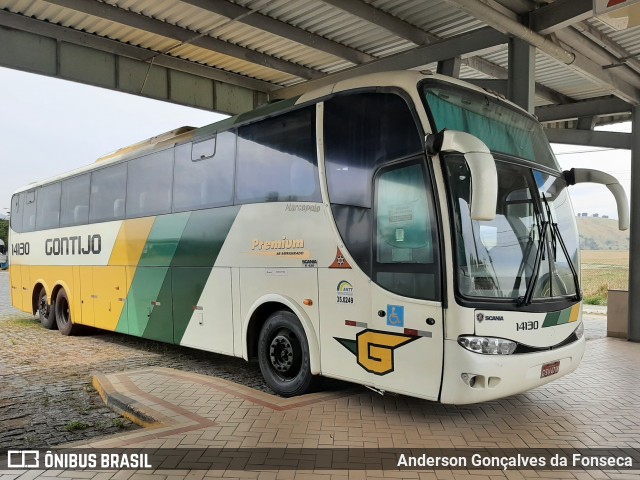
0;271;277;449
2;270;638;480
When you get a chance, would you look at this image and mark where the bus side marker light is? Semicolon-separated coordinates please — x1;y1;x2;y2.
345;320;367;328
303;299;313;306
404;328;432;338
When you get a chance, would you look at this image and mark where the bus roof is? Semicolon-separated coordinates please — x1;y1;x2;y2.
12;71;528;196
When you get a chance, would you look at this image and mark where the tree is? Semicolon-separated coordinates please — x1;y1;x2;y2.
0;219;8;246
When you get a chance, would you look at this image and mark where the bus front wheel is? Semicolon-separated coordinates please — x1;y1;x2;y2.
258;310;319;397
37;287;57;330
55;289;80;336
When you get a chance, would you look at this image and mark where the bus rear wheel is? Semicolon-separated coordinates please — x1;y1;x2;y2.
55;289;80;336
37;287;57;330
258;310;319;397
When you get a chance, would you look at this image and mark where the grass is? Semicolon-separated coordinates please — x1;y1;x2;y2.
112;418;127;429
6;317;40;328
65;421;90;432
580;250;629;305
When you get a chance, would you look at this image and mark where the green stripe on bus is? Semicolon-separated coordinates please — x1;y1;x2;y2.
116;214;191;336
116;207;239;343
139;212;191;266
123;266;171;337
557;309;571;325
542;311;561;328
171;207;240;343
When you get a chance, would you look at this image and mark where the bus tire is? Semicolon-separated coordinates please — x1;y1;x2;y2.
258;310;319;397
37;287;57;330
55;289;80;336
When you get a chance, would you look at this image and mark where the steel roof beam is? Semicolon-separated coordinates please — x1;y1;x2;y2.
42;0;322;80
529;0;592;35
536;96;632;123
463;61;573;105
271;27;507;99
445;0;640;104
0;9;276;93
544;128;631;149
180;0;374;65
319;0;436;46
319;0;571;104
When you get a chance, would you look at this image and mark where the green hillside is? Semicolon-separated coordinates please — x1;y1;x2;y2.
576;216;629;250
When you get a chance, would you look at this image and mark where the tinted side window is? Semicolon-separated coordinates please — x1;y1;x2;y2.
36;183;61;231
325;92;422;208
90;163;127;223
173;131;236;212
23;189;37;232
10;193;23;233
126;150;173;218
236;107;320;204
374;162;440;300
60;174;90;227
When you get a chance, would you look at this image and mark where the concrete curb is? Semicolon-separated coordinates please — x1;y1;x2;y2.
92;373;161;428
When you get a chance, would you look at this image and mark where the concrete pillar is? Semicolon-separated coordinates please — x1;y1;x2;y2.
629;105;640;342
508;37;535;114
437;57;461;78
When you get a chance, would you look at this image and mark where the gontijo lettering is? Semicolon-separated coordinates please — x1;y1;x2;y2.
45;235;102;255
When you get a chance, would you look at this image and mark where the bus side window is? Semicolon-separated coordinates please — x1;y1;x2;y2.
235;106;320;205
23;189;37;232
89;163;127;223
374;162;440;301
126;149;173;218
324;92;423;208
10;193;23;233
60;174;90;227
173;131;236;212
36;182;61;231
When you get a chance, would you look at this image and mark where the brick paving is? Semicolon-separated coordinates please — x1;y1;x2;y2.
1;270;639;479
0;271;278;449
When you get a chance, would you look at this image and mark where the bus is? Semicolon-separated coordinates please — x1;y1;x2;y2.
9;71;629;404
0;239;7;268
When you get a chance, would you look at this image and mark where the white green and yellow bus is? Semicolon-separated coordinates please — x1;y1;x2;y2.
9;71;628;404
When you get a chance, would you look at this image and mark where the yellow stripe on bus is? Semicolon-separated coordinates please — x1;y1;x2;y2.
109;217;156;267
569;303;580;323
87;217;156;331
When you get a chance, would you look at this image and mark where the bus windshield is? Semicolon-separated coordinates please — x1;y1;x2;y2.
421;82;579;303
422;83;559;170
444;157;580;302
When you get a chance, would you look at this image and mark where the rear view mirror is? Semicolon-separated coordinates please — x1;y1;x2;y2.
563;168;629;231
427;130;498;221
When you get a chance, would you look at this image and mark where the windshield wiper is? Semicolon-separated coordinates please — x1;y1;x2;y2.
518;220;548;307
541;194;581;301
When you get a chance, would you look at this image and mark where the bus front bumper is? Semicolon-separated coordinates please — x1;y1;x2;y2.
439;336;586;404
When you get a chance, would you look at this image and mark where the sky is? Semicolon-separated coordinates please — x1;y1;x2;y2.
0;67;632;220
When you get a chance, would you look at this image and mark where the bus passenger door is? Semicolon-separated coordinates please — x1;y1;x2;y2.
369;160;444;400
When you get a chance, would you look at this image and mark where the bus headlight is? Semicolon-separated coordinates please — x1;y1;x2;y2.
574;322;584;340
458;336;517;355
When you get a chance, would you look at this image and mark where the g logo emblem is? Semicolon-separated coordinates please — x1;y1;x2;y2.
476;313;484;322
335;330;417;375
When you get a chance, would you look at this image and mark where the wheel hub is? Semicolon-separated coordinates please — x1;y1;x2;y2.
269;335;294;373
39;298;49;317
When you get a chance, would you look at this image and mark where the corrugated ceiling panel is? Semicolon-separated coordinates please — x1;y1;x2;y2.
1;0;638;103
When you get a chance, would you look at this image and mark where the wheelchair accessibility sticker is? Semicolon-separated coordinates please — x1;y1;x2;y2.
387;305;404;327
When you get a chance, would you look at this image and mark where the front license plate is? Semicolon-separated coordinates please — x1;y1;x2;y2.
541;360;560;378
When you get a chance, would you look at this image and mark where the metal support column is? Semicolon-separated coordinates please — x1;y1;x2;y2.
508;37;535;113
437;57;461;78
629;105;640;342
